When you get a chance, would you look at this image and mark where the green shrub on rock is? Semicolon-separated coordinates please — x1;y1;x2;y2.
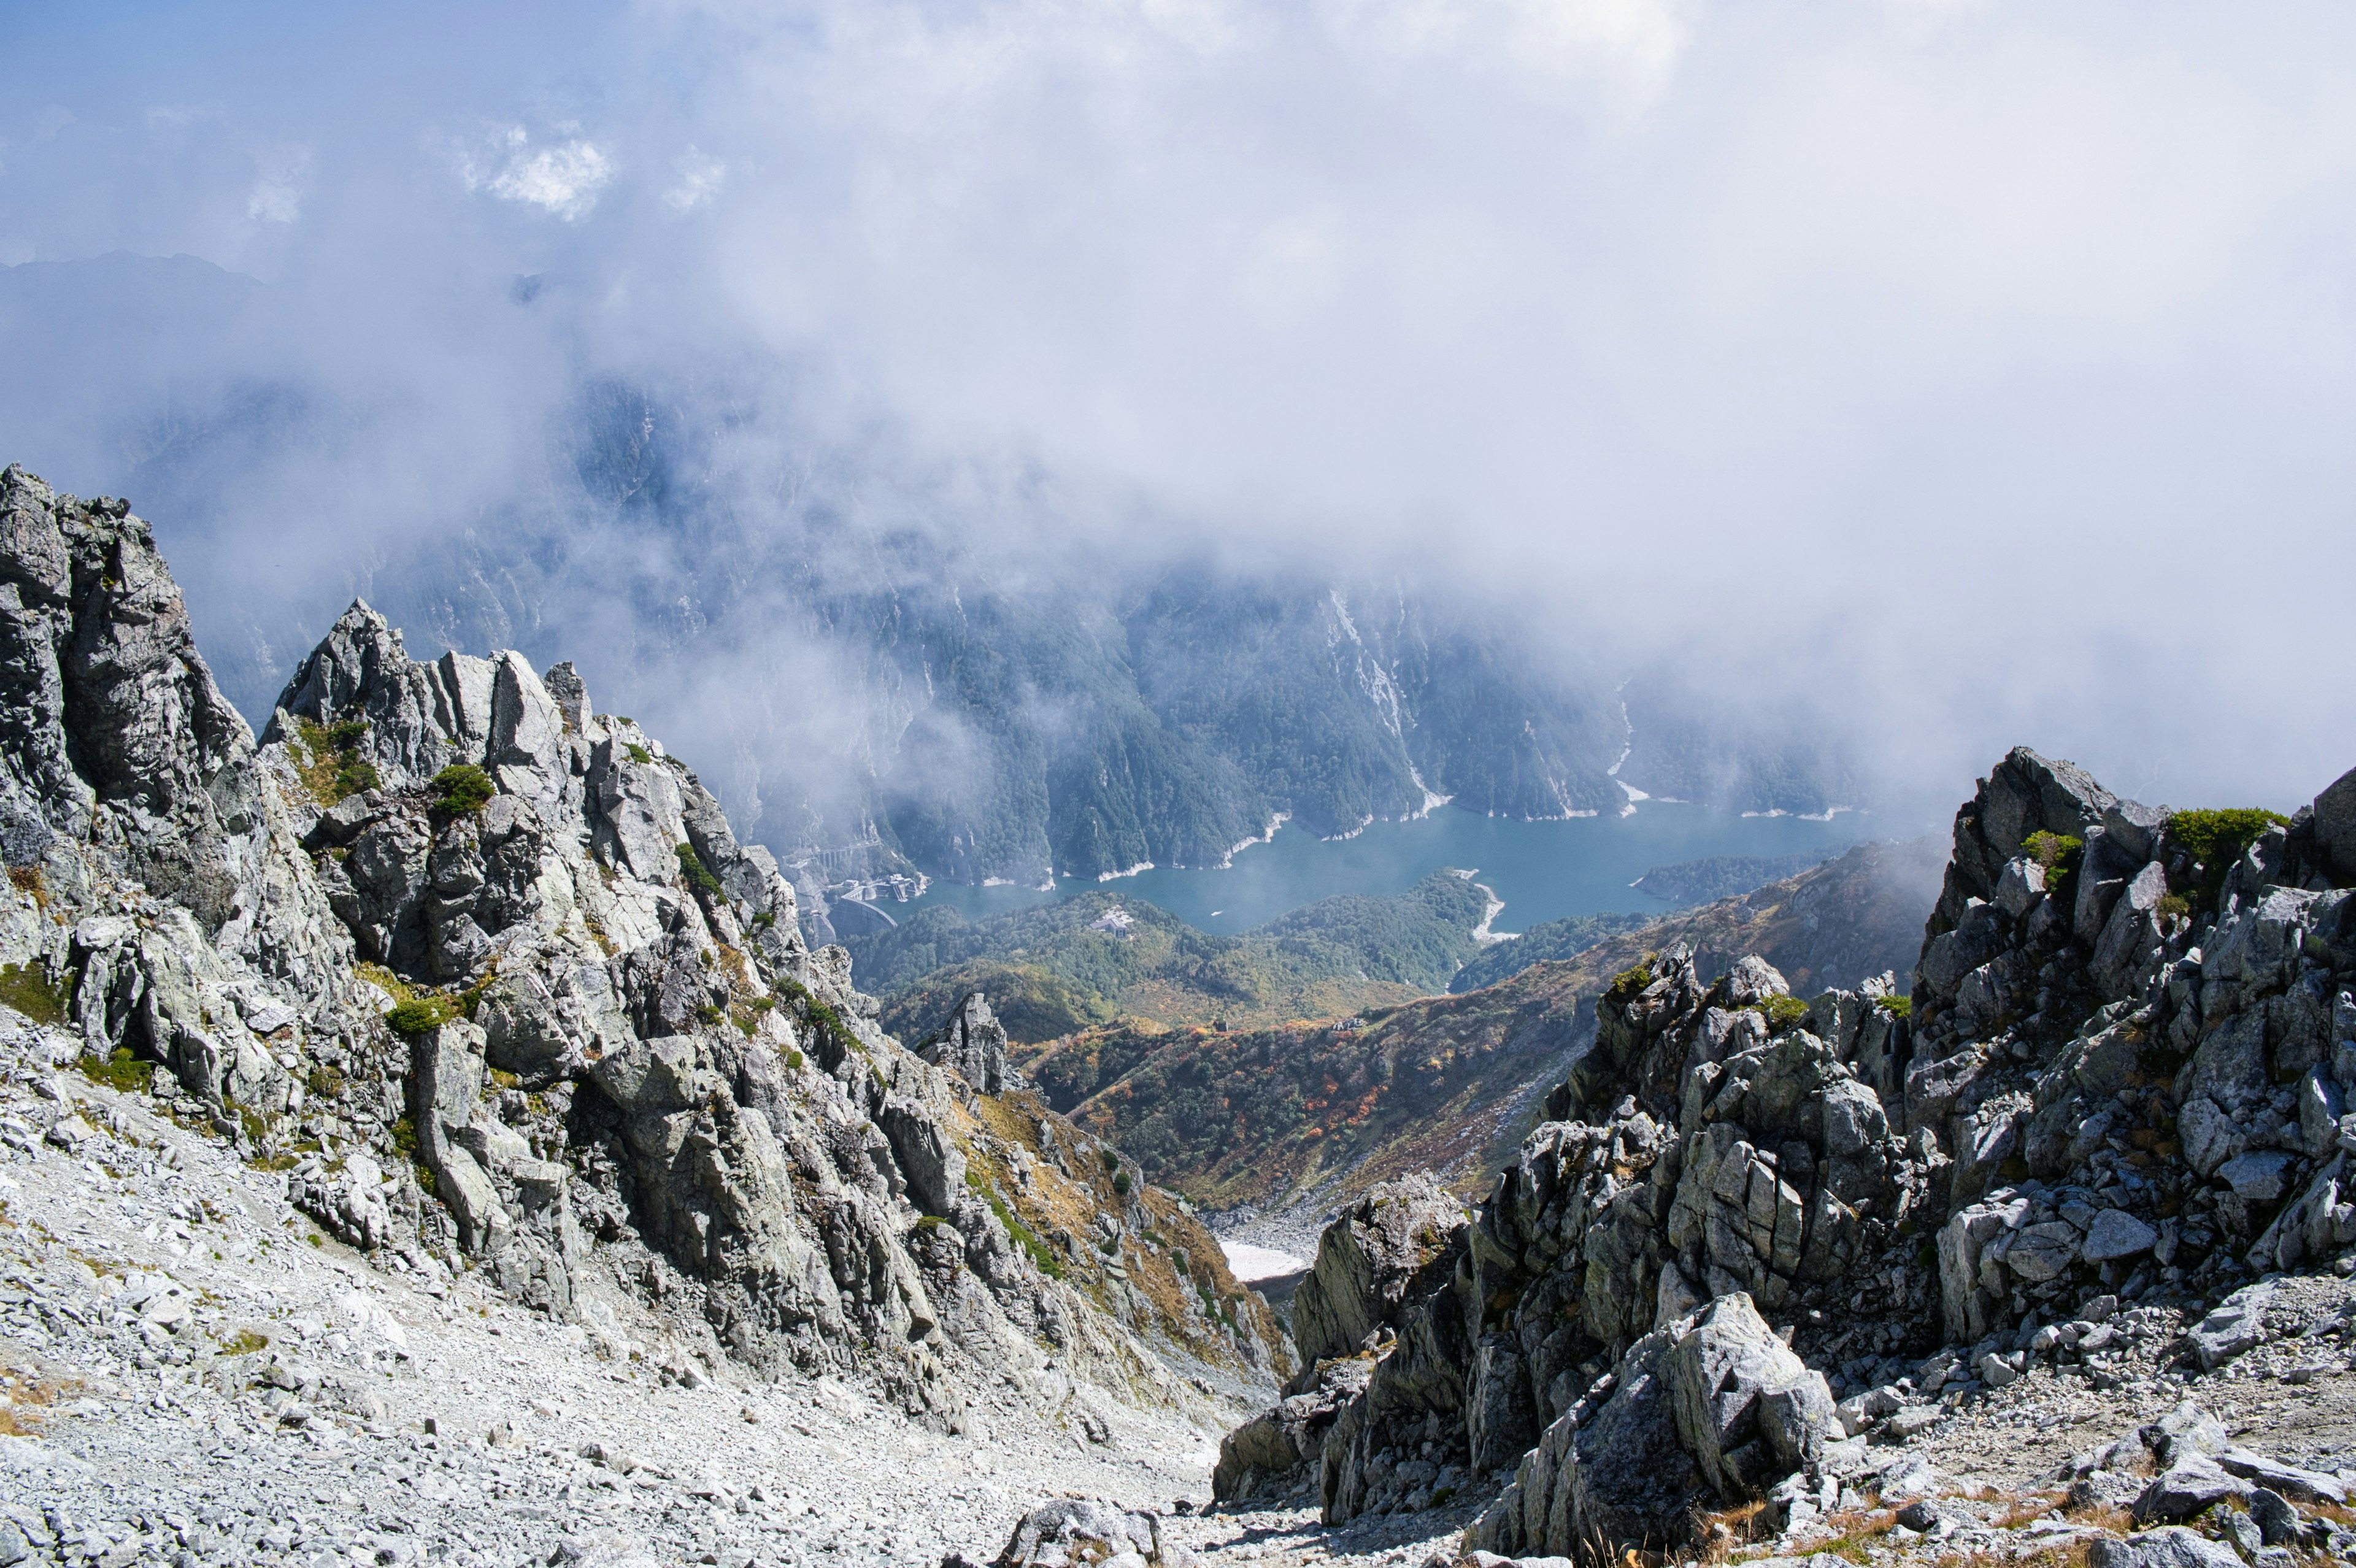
676;844;724;900
1604;959;1655;1009
2022;830;2084;904
430;764;496;815
387;995;461;1036
2166;807;2290;907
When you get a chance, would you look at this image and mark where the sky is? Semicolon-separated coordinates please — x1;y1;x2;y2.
3;0;2354;819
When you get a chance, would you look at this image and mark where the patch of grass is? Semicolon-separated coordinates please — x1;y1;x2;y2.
785;1049;805;1070
774;977;859;1061
294;717;382;806
1875;993;1912;1018
625;742;653;764
430;763;496;816
390;1117;420;1158
1750;994;1811;1032
356;962;414;1004
387;994;461;1036
676;843;725;901
218;1329;269;1357
306;1064;345;1100
0;961;69;1026
964;1167;1066;1279
78;1046;152;1093
7;865;47;907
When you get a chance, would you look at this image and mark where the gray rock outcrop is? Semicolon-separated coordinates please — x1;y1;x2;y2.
920;991;1019;1097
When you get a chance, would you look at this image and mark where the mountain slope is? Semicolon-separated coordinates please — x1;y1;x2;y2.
848;871;1499;1043
1018;836;1947;1228
0;463;1284;1437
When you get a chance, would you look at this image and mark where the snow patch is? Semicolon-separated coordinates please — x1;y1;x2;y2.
1220;1240;1309;1282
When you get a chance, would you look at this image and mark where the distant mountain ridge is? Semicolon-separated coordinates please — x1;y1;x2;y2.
0;255;1871;946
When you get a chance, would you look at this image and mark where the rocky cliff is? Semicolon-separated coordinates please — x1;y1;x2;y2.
1210;746;2356;1564
0;464;1285;1435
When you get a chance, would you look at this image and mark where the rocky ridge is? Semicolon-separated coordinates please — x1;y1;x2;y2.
1202;745;2356;1567
0;464;1285;1441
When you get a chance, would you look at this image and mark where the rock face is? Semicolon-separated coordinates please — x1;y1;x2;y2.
0;466;1284;1428
1215;742;2356;1558
920;991;1020;1097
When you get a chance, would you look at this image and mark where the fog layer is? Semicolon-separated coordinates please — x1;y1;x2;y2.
4;0;2353;828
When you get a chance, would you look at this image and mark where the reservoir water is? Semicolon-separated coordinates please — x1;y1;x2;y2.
895;803;1892;934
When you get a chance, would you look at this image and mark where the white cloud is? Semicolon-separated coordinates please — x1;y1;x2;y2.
1320;0;1687;93
245;145;310;224
458;125;614;221
663;147;727;213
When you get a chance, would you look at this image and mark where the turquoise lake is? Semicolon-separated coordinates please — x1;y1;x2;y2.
891;803;1903;934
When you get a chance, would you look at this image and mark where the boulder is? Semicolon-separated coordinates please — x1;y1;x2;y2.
2140;1402;2230;1466
2219;1151;2294;1203
2314;766;2356;883
1212;1358;1371;1501
1466;1323;1699;1561
2189;1283;2276;1371
2089;1527;2247;1568
993;1499;1188;1567
1289;1175;1466;1370
1469;1292;1841;1562
1666;1294;1839;1496
2134;1456;2251;1523
2214;1450;2347;1505
2249;1488;2302;1547
2082;1210;2157;1264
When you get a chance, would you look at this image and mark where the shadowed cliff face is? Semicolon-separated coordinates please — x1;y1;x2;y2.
1018;837;1947;1222
0;463;1288;1432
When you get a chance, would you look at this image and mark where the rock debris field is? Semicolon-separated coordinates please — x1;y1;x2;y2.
0;1025;1499;1567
